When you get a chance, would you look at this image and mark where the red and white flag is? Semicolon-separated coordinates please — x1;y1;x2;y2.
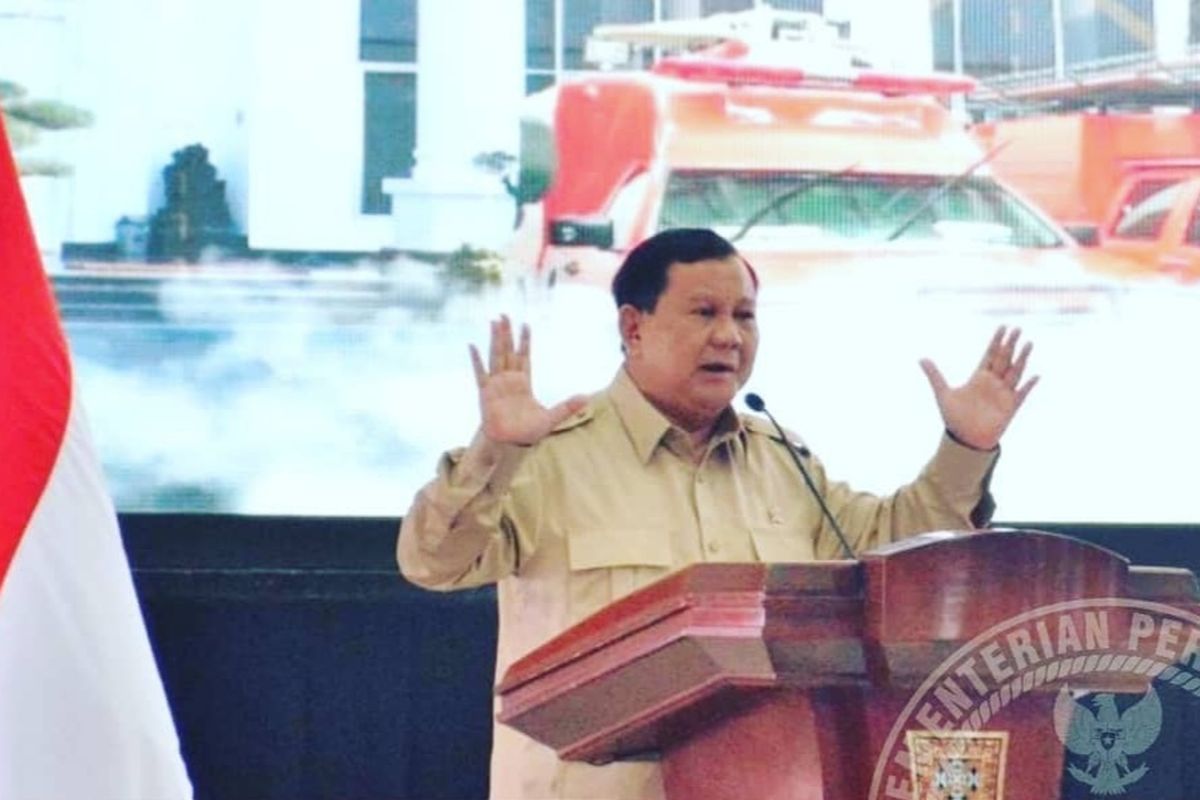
0;120;192;796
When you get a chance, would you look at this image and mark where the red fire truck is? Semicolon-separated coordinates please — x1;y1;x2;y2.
504;11;1141;306
974;112;1200;245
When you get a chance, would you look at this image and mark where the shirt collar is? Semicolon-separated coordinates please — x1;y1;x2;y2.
608;367;745;464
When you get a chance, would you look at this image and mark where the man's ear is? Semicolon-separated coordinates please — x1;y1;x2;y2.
618;304;642;353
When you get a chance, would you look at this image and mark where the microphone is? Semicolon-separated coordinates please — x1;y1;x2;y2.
744;392;856;560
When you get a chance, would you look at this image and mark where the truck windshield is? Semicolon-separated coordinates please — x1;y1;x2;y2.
658;171;1065;249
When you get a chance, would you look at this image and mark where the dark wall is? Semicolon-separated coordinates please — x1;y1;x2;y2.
121;515;1200;800
122;514;496;800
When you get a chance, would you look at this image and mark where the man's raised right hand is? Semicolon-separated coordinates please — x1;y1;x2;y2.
469;315;588;446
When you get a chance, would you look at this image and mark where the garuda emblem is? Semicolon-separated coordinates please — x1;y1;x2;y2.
1053;685;1162;795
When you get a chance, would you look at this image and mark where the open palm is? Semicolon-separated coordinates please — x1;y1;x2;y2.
919;326;1038;451
470;315;587;446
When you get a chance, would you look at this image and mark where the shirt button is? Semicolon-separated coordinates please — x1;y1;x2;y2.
706;540;720;555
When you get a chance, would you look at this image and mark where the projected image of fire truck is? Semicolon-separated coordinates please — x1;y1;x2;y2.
507;9;1135;312
973;69;1200;284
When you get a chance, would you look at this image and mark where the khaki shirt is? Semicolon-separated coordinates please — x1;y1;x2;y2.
398;368;998;800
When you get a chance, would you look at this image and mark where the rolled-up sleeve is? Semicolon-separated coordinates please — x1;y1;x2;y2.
397;429;535;590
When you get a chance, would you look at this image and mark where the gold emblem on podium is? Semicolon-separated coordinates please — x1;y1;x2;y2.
906;730;1008;800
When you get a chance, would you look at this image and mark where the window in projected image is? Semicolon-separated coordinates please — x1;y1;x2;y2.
8;0;1198;524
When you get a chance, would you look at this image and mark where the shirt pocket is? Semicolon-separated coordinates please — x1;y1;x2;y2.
566;527;673;616
749;526;815;563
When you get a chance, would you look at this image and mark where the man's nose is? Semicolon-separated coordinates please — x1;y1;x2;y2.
710;315;743;346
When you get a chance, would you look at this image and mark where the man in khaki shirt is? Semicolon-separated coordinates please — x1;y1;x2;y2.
398;228;1036;800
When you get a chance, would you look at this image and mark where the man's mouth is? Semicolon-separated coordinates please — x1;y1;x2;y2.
699;363;737;374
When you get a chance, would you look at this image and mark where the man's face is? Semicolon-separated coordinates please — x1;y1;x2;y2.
620;255;759;433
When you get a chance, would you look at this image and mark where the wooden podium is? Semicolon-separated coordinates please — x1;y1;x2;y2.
496;530;1199;799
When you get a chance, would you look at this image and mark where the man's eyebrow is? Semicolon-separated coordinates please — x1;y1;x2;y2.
682;291;756;304
678;298;758;311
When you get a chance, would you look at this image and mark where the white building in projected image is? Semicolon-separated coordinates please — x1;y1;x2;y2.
0;0;1187;259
